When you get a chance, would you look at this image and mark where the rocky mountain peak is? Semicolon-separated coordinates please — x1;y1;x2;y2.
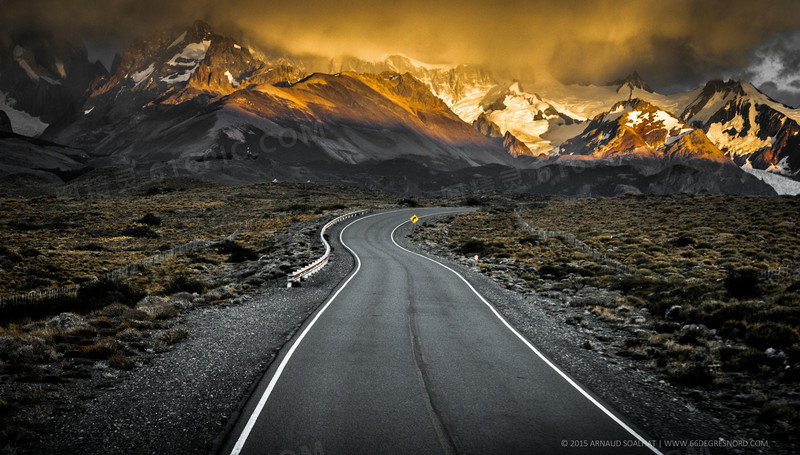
189;20;214;38
698;79;746;99
607;70;653;95
562;97;729;163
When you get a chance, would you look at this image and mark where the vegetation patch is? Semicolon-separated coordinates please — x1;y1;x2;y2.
410;193;800;442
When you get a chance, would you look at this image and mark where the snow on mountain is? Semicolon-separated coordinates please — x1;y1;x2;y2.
742;166;800;195
0;31;107;135
561;98;730;163
331;54;496;110
43;21;516;182
681;80;800;175
527;72;698;122
160;39;210;84
429;70;699;158
130;63;155;86
0;91;50;136
463;81;582;156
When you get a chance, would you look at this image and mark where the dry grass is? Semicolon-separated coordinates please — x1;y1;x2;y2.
0;180;393;297
0;180;402;444
413;193;800;440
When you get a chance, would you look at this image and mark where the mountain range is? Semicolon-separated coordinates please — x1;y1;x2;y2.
1;20;796;196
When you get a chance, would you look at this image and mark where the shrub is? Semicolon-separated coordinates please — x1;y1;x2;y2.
19;247;42;258
215;240;258;263
745;323;800;350
671;234;695;248
664;361;714;386
462;196;482;206
724;268;761;299
122;225;159;238
539;264;564;279
137;213;162;226
757;401;798;424
74;243;107;251
698;300;761;328
162;275;207;295
78;279;145;309
718;347;778;373
88;316;113;328
460;239;488;255
0;246;23;263
96;303;150;321
398;198;420;207
0;279;145;322
108;353;135;370
322;203;347;211
117;328;143;343
155;327;189;345
9;337;57;364
137;301;178;320
65;341;115;360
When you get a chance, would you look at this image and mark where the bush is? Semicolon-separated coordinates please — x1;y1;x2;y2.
122;225;159;238
19;247;42;258
460;239;488;255
215;240;258;263
745;323;800;350
724;268;761;299
398;198;420;207
74;243;107;251
698;300;761;328
462;196;482;206
65;342;115;360
108;353;135;370
539;264;564;279
0;246;23;263
78;279;145;309
162;275;207;295
137;213;162;226
670;234;695;247
155;327;189;345
0;279;145;322
719;347;778;373
664;361;714;386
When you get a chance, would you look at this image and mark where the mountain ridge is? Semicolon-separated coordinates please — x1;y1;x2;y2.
0;20;788;195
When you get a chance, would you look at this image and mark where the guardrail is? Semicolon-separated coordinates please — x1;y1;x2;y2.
287;209;370;287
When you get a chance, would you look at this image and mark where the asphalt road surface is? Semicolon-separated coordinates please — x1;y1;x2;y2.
221;208;662;455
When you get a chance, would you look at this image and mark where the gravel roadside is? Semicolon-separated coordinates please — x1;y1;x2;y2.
21;209;790;455
396;215;790;455
23;220;356;455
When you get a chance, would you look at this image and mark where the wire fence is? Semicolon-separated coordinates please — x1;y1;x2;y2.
0;223;247;308
760;266;800;281
515;209;800;283
513;210;634;275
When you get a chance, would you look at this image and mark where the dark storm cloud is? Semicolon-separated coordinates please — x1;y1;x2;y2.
736;30;800;107
5;0;800;93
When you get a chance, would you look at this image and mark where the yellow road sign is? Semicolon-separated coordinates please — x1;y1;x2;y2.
410;214;419;224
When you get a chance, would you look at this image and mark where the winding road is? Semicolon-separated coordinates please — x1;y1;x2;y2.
221;208;662;455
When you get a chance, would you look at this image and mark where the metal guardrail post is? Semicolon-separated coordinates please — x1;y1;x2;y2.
287;209;370;287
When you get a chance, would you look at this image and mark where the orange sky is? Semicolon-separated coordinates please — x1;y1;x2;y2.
5;0;800;100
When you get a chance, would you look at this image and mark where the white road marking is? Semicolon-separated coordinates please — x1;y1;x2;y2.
389;215;664;455
229;211;385;455
230;208;661;455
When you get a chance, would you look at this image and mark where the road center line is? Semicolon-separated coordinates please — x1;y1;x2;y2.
389;214;664;455
229;210;386;455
